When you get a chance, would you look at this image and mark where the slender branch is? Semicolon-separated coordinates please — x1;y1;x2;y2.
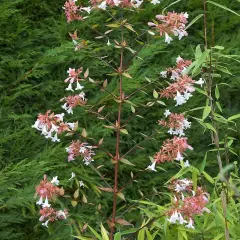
110;20;125;240
87;110;115;127
121;133;155;159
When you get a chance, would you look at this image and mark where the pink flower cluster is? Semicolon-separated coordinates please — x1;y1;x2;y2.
159;112;191;136
91;0;133;8
39;208;68;227
167;179;209;229
148;12;188;44
153;136;193;164
63;0;88;23
32;111;75;142
35;175;67;228
161;56;192;80
61;93;86;114
65;67;85;91
66;140;96;165
159;56;204;106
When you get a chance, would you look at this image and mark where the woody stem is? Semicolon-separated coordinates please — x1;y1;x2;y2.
110;24;124;240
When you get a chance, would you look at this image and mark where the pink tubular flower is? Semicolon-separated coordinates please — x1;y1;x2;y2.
90;0;139;9
161;56;192;80
167;182;209;229
148;12;188;43
160;75;195;99
65;67;88;91
159;113;191;136
39;208;68;228
66;140;96;165
35;175;64;200
61;93;87;114
63;0;84;23
32;111;72;142
154;136;192;163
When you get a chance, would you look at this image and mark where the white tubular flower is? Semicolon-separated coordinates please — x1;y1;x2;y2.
98;1;107;10
185;219;195;229
184;160;190;167
56;210;67;219
174;91;187;106
75;81;84;90
36;196;43;205
164;109;171;117
151;0;160;4
42;219;50;228
146;161;157;172
66;82;74;91
165;32;173;44
69;172;76;180
79;180;85;188
195;78;205;87
160;70;167;78
42;197;51;208
175;151;184;161
51;176;59;185
168;211;179;224
178;212;187;224
52;133;60;142
81;7;91;14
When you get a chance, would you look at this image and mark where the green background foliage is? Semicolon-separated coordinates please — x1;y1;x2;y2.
0;0;239;239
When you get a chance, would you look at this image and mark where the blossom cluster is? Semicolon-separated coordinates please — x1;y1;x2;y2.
63;0;161;21
35;175;67;228
66;140;96;165
159;111;191;136
153;136;193;164
63;0;91;23
61;67;88;114
160;56;204;106
32;111;75;142
148;12;188;44
167;179;209;229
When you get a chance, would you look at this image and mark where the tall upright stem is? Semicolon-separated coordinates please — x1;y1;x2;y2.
203;1;229;239
110;24;124;240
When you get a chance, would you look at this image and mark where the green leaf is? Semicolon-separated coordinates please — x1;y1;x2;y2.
114;232;121;240
122;72;132;78
146;229;153;240
88;225;103;240
185;14;204;30
203;171;214;184
200;153;207;173
106;23;120;28
101;224;109;240
192;169;198;191
120;129;128;135
212;45;224;50
153;89;158;99
72;236;93;240
215;85;220;99
137;228;145;240
131;105;136;113
216;65;232;75
228;114;240;121
216;102;222;112
207;1;240;16
205;123;217;133
202;106;211;120
125;24;137;33
120;158;135;166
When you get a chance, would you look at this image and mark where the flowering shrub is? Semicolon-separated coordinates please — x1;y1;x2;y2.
31;0;240;239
